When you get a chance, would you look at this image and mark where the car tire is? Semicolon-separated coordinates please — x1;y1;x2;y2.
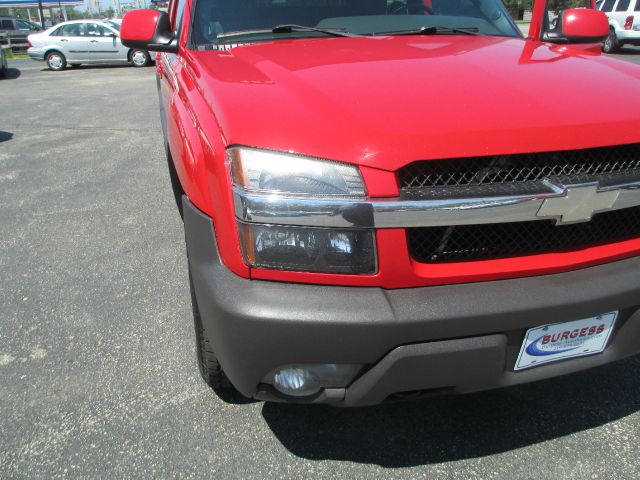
46;51;66;71
130;49;150;67
603;28;619;53
189;265;240;397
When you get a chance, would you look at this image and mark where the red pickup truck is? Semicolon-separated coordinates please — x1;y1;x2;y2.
121;0;640;406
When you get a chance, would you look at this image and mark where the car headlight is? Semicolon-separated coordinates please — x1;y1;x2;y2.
237;222;377;274
229;147;377;274
228;147;366;197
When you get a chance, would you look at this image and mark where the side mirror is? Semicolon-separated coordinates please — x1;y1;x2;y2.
121;9;178;53
543;9;609;44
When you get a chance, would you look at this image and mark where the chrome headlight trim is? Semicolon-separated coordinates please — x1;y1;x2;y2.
234;180;640;229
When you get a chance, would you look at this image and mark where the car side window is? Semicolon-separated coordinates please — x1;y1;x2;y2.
97;24;116;36
84;23;104;36
164;0;187;61
15;19;34;30
616;0;631;10
601;0;617;11
0;19;13;29
636;0;640;10
58;23;84;36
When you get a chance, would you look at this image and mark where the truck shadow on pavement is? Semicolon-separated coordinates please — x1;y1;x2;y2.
261;355;640;467
0;131;13;142
38;65;152;72
2;67;21;80
618;48;640;54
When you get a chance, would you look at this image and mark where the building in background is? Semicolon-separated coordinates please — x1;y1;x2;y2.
0;0;83;26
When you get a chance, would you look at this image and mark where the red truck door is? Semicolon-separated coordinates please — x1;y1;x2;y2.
158;0;188;185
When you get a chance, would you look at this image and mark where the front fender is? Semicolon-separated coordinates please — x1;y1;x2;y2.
158;52;249;278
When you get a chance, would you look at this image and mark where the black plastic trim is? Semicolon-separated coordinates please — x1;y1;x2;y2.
183;197;640;405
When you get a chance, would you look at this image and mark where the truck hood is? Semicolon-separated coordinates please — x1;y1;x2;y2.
191;36;640;171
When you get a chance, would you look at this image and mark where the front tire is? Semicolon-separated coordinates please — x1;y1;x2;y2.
603;28;619;53
130;49;150;67
46;51;66;71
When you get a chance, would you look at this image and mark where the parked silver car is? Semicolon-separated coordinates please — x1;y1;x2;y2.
27;19;151;70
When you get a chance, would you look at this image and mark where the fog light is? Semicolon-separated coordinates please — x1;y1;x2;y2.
265;364;362;397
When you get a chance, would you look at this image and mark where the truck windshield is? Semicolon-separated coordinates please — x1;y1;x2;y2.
191;0;521;45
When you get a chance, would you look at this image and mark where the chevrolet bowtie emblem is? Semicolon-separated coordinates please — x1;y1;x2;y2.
537;183;620;225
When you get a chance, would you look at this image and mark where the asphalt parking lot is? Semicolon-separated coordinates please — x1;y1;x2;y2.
1;51;640;479
604;46;640;64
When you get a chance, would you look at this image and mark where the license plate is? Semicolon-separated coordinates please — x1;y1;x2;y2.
515;312;618;371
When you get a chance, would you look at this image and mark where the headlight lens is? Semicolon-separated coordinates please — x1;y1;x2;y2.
229;147;366;197
230;147;376;275
237;222;377;274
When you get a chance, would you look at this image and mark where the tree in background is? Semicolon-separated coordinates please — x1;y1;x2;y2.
67;8;92;20
501;0;590;20
501;0;533;20
546;0;592;9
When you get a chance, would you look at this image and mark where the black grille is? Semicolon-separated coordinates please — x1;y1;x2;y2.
407;206;640;263
398;144;640;193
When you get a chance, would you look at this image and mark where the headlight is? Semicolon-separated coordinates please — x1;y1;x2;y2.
228;147;366;197
237;222;376;274
230;147;376;275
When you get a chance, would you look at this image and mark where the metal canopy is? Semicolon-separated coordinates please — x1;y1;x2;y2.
0;0;83;6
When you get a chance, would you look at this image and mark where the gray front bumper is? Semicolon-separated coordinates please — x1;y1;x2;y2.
184;197;640;406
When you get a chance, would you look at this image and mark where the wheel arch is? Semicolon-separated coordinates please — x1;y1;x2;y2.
44;48;65;60
157;74;186;217
166;143;186;218
608;20;622;32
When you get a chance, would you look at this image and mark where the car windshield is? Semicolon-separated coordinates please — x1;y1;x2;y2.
191;0;520;45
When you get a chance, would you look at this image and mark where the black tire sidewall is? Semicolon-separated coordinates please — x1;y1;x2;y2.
603;29;618;53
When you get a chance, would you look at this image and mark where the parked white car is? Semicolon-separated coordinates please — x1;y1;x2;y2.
597;0;640;52
27;19;152;70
